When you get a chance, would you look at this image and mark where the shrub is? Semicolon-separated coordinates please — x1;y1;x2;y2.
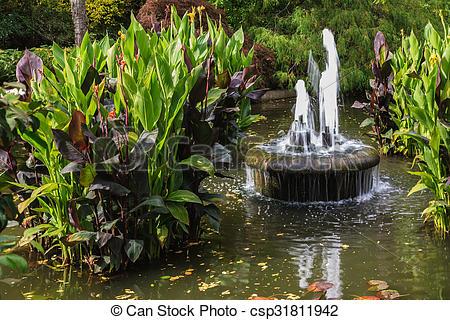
86;0;144;36
362;15;450;234
217;0;449;93
0;0;143;49
0;0;74;49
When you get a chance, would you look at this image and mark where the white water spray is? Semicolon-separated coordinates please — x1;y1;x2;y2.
287;28;341;151
319;29;340;147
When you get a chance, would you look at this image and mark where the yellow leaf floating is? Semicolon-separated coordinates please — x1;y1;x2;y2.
198;281;221;292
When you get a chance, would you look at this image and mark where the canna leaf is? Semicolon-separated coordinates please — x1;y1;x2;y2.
52;129;86;163
179;155;214;176
167;190;202;204
0;254;27;273
166;203;189;225
124;239;144;263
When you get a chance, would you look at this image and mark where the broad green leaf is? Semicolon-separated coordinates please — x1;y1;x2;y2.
360;117;375;128
0;254;27;273
66;231;96;244
18;183;59;214
408;181;428;196
124;239;144;263
157;226;169;247
166;203;189;225
167;190;202;204
179;155;214;176
130;196;166;213
80;164;96;187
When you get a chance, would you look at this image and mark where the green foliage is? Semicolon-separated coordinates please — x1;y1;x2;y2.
381;16;450;234
86;0;144;37
0;8;261;272
0;0;143;50
218;0;449;92
0;0;74;49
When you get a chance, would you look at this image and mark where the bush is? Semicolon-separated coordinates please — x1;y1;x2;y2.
86;0;144;36
0;0;74;49
389;18;450;234
1;9;262;271
217;0;449;93
0;0;143;49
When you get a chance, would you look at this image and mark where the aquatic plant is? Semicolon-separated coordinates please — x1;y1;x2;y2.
0;88;30;276
0;7;263;271
373;15;450;234
358;31;397;154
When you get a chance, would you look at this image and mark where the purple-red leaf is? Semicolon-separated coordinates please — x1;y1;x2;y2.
374;31;388;62
16;50;43;86
68;110;88;151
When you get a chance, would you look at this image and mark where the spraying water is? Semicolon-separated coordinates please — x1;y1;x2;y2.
319;29;340;147
287;28;341;152
307;50;320;96
245;28;380;202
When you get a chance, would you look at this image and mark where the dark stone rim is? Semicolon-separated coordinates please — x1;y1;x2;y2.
245;144;380;174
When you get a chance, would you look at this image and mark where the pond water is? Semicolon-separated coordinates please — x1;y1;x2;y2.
1;99;450;300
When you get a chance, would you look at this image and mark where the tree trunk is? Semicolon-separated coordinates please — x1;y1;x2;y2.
70;0;88;46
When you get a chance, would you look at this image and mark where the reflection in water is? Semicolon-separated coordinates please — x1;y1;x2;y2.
1;99;450;300
294;240;342;299
244;195;343;298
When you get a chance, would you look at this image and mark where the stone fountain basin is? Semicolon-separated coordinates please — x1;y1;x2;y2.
245;144;380;202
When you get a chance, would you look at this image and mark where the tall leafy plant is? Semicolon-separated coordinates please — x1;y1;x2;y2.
1;7;264;272
382;15;450;234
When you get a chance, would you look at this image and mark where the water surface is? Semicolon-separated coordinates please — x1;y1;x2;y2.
1;99;449;300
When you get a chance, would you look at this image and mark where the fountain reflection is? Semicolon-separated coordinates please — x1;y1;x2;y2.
293;239;342;299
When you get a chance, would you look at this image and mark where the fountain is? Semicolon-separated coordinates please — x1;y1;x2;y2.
246;29;380;202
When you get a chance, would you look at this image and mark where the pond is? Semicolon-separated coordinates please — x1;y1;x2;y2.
1;98;450;300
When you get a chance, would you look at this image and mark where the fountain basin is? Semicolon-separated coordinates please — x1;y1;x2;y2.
245;144;380;202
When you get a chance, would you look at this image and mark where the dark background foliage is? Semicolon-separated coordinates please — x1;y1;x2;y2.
218;0;449;92
1;0;449;93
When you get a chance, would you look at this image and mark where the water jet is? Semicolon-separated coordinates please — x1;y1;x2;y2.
245;29;380;202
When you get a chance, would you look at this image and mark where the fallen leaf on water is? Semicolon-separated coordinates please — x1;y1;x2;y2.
221;290;231;296
341;244;350;249
160;276;171;280
368;280;389;291
354;296;380;300
115;294;132;300
170;275;184;281
307;281;334;292
376;290;400;300
198;281;221;292
257;262;267;267
285;293;301;300
248;294;277;300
